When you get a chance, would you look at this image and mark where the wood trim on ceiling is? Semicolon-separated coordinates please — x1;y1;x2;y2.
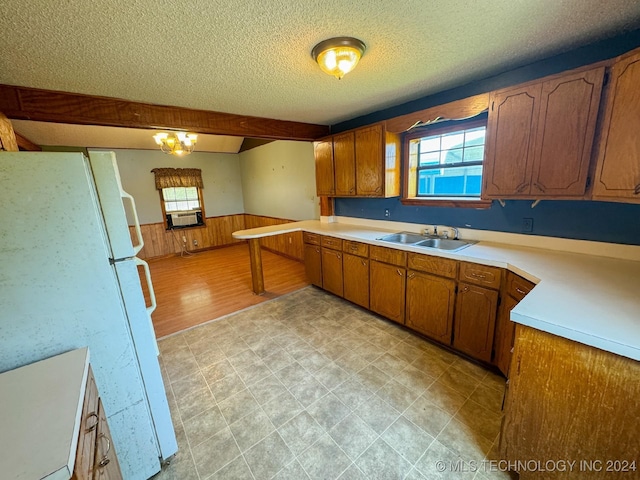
0;84;330;141
15;132;42;151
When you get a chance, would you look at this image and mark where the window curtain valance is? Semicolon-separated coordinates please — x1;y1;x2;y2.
151;168;204;189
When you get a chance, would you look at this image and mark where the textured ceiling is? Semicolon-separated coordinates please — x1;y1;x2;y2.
1;0;640;127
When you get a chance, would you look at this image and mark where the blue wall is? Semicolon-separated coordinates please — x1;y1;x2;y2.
335;198;640;246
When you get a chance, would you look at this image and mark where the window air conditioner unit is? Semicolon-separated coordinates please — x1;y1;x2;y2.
171;212;199;227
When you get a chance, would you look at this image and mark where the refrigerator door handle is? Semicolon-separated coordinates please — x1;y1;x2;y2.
135;257;157;315
122;190;144;256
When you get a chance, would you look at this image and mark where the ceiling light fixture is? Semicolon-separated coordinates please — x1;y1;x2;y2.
153;132;198;156
312;37;366;80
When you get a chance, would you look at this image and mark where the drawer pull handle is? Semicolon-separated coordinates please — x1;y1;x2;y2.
515;287;527;295
407;273;415;279
316;248;320;253
396;269;403;276
97;433;111;468
635;184;640;195
361;260;367;266
85;412;99;432
350;245;358;250
337;254;341;259
470;272;487;279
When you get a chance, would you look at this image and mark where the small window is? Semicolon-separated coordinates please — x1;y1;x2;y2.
160;186;205;229
403;118;490;207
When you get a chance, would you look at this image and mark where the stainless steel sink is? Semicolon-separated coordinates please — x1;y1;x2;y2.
378;232;427;244
416;238;475;252
378;231;475;252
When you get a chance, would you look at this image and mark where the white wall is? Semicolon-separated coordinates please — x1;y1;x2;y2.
239;140;319;220
106;149;245;224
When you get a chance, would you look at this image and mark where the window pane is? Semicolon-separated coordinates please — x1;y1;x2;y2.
420;136;440;153
464;127;486;147
187;200;200;210
441;132;464;150
174;188;187;200
419;151;440;166
162;188;176;201
441;148;463;164
463;146;485;162
165;201;178;212
185;187;198;200
417;165;483;196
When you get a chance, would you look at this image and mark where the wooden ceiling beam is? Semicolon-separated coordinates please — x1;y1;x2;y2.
0;84;330;141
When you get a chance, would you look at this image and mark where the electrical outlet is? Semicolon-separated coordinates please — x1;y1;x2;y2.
182;235;187;243
522;218;534;233
384;209;390;218
193;239;198;246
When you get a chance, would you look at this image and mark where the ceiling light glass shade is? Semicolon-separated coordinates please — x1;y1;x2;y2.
312;37;366;80
153;132;198;156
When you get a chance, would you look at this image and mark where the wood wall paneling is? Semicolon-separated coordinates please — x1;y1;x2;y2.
0;85;330;141
243;214;304;261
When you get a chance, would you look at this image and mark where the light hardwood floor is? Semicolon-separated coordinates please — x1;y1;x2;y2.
141;244;309;338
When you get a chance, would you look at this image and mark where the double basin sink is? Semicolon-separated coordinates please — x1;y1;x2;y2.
377;232;475;252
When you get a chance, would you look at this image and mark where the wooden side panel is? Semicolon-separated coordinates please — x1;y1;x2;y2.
343;253;369;309
405;271;456;345
355;124;384;196
492;294;519;376
304;244;323;287
321;248;344;297
333;131;356;196
370;260;405;324
129;214;246;259
531;67;604;196
483;84;542;197
314;139;335;196
244;214;304;261
593;49;640;201
501;325;640;479
453;282;498;362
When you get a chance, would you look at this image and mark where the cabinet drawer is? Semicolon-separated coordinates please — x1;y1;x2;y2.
343;240;369;257
506;271;536;301
459;262;502;289
321;236;343;250
303;232;321;245
370;245;407;267
73;367;100;480
408;253;458;279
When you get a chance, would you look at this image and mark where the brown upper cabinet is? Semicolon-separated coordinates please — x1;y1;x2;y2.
483;67;604;199
592;48;640;203
314;139;334;196
313;123;401;198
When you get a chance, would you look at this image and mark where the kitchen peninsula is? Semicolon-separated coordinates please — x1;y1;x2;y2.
233;218;640;478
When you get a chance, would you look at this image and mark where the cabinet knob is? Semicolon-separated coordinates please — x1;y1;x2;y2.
361;260;367;266
463;286;469;292
396;269;404;276
337;254;341;259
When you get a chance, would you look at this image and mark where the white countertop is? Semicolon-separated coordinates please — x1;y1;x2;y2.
233;220;640;361
0;348;89;480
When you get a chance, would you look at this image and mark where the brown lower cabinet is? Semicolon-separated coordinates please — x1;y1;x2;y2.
405;270;456;345
343;253;369;308
453;282;499;362
321;248;343;297
304;244;322;287
370;260;405;324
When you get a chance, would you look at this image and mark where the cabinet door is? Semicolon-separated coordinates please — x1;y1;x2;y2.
334;131;356;196
355;124;384;196
483;84;542;197
405;271;456;345
93;399;123;480
343;253;369;309
314;139;335;196
304;244;323;287
492;294;519;376
593;49;640;201
453;282;499;362
370;260;405;324
530;68;604;196
322;248;343;297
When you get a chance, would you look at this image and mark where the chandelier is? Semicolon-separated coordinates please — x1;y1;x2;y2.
153;132;198;156
312;37;366;80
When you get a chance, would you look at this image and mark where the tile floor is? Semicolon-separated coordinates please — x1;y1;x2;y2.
154;286;513;480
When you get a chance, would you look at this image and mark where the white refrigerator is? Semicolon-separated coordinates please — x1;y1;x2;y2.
0;150;177;479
